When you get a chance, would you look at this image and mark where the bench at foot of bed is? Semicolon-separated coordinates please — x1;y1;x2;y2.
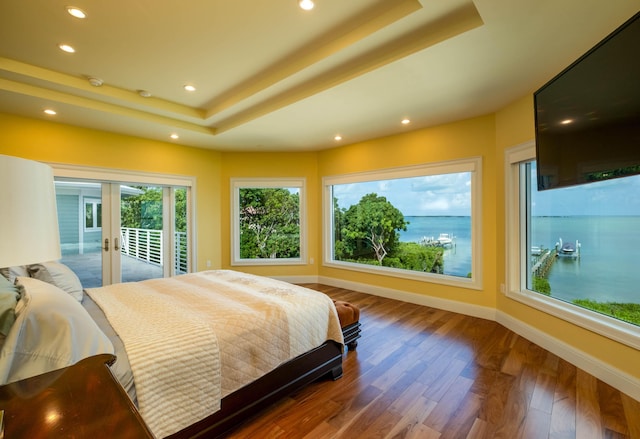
333;300;361;351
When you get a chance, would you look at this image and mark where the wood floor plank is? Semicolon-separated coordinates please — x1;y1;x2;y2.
224;285;640;439
597;380;629;437
576;369;604;439
476;369;517;426
423;375;475;432
530;371;556;413
522;407;552;439
387;395;437;439
621;393;640;439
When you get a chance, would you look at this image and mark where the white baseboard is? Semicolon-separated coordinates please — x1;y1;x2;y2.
316;275;496;320
274;274;640;401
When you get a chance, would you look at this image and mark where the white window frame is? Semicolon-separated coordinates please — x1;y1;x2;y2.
231;178;307;266
504;141;640;350
83;197;102;231
322;158;482;290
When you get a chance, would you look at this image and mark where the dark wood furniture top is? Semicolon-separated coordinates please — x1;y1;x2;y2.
0;354;154;439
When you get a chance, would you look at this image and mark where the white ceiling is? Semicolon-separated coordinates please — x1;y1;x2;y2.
0;0;638;151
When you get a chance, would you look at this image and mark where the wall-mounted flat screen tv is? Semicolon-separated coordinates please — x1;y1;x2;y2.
534;11;640;191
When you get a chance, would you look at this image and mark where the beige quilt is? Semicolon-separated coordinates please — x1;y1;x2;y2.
86;270;343;439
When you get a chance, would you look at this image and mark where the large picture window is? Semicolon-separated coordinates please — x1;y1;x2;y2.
505;142;640;348
323;158;482;289
231;178;306;266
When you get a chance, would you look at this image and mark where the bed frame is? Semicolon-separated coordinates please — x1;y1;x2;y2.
167;340;343;438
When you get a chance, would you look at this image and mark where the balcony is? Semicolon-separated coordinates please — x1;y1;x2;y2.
61;227;188;288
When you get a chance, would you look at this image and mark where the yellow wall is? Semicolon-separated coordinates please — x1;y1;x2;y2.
0;113;222;271
494;96;640;381
317;115;498;309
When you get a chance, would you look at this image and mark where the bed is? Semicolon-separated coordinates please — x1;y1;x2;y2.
0;265;344;438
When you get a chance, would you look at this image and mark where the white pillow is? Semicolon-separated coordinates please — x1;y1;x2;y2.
0;277;114;385
28;261;84;302
0;266;29;284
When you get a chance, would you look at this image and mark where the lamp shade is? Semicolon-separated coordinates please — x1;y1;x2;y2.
0;155;61;268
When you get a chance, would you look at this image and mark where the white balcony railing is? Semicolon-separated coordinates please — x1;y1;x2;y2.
120;227;188;274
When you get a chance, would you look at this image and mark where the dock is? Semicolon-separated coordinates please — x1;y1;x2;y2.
532;248;557;277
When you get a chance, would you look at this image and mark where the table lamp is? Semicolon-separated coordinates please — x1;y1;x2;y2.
0;154;61;268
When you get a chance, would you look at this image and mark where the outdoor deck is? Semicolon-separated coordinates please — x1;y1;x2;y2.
61;252;163;289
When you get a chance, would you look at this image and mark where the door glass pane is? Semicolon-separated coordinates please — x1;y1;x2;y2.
55;179;189;287
120;185;163;282
55;180;103;288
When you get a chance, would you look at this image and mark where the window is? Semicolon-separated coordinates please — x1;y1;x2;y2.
231;178;306;265
323;158;482;289
84;198;101;231
505;142;640;348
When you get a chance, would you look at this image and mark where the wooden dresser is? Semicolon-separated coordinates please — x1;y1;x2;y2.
0;354;154;438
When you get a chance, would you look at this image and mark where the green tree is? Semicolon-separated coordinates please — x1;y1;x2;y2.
121;186;163;229
239;188;300;259
333;196;347;260
339;193;407;265
174;188;187;232
387;242;444;273
120;186;187;231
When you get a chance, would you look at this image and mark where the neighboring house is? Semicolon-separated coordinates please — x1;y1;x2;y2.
54;181;142;256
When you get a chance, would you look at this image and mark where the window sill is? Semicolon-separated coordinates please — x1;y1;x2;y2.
231;258;306;266
323;260;482;290
505;288;640;350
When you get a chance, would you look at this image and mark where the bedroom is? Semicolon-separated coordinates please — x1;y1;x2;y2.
1;0;639;437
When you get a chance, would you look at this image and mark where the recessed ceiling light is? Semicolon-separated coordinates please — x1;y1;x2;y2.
299;0;314;10
44;109;57;115
138;90;152;98
66;6;86;19
184;85;196;92
58;44;76;53
298;0;315;11
170;133;179;140
401;118;411;125
334;135;342;141
561;119;574;125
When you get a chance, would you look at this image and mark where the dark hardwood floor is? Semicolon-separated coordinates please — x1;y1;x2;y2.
226;284;640;439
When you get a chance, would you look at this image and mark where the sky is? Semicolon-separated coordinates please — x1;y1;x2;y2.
530;164;640;216
333;172;472;217
331;168;640;217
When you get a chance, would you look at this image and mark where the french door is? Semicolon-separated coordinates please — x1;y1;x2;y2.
53;166;193;288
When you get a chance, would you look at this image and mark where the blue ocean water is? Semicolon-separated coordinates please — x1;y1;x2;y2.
531;216;640;304
399;216;471;277
399;216;640;304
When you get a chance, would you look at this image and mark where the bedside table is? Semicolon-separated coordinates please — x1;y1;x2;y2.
0;354;154;438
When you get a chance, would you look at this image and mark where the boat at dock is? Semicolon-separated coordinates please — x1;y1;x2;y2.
419;233;455;247
556;238;580;258
436;233;453;247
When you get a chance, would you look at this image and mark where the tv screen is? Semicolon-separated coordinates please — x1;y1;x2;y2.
534;11;640;191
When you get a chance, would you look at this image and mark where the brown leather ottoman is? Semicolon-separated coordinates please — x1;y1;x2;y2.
333;300;361;350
